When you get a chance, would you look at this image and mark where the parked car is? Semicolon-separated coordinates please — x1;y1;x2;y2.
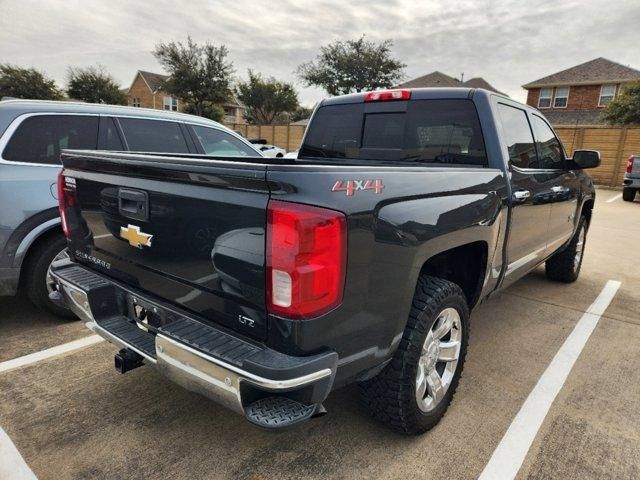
623;154;640;201
0;99;262;316
50;88;599;434
248;139;287;158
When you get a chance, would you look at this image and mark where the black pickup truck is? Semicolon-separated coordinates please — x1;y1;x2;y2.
51;88;600;434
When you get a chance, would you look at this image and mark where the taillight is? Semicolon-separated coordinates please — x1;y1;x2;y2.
57;171;77;238
266;200;347;319
626;155;634;174
364;89;411;102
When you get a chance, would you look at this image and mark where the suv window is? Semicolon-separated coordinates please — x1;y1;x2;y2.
118;117;189;153
530;115;564;169
100;117;124;150
299;99;488;166
191;126;256;156
497;104;537;169
3;115;98;165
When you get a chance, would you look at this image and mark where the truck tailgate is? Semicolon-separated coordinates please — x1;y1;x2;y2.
61;151;270;340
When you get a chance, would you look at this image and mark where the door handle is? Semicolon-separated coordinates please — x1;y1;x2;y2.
513;190;530;202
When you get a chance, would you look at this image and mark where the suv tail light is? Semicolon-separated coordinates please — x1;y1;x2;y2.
57;172;77;238
626;155;634;174
364;89;411;102
266;200;347;319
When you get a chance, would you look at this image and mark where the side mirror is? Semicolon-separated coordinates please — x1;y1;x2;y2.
571;150;601;169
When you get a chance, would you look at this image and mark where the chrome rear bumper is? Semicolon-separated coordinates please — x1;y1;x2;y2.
51;265;336;416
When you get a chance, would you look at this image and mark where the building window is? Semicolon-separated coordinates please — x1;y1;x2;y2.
163;96;179;111
132;97;141;108
598;84;616;107
538;88;553;109
553;87;569;108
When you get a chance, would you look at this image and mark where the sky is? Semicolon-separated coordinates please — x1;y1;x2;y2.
1;0;639;106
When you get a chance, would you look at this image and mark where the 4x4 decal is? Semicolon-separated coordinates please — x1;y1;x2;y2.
331;179;385;196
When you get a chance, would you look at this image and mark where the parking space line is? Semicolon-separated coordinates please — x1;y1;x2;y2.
0;427;37;480
478;279;622;480
606;193;622;203
0;335;103;374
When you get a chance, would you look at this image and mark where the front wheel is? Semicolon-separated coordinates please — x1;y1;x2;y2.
545;216;587;283
359;276;469;435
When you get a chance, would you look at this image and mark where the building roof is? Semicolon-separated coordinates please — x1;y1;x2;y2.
541;110;606;126
523;57;640;89
138;70;169;92
396;71;504;94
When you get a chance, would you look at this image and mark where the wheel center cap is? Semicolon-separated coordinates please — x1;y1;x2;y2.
424;342;440;371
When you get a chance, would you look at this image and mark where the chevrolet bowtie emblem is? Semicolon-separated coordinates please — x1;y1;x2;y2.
120;224;153;249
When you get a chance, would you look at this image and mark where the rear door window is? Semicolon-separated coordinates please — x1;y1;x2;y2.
118;117;190;153
3;115;99;165
497;104;537;169
299;99;488;166
190;126;257;156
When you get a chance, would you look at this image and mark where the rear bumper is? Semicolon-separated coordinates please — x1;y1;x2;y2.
50;262;337;416
623;176;640;189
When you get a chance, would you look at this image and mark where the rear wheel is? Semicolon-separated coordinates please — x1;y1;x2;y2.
359;276;469;435
23;233;75;318
622;188;636;202
545;216;587;283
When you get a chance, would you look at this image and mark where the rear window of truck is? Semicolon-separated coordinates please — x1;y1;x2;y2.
299;99;487;166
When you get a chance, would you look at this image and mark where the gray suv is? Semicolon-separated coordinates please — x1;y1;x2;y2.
0;99;261;316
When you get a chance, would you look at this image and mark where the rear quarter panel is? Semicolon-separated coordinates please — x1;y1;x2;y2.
266;165;508;385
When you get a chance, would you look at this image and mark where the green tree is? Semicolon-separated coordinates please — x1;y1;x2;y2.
236;70;299;124
0;64;63;100
601;81;640;125
183;101;225;122
297;36;405;95
153;37;234;117
66;66;127;105
289;106;313;122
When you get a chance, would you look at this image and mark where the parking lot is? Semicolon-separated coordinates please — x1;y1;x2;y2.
1;187;638;480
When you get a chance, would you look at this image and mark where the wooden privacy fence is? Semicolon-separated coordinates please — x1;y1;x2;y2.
223;123;307;153
555;126;640;186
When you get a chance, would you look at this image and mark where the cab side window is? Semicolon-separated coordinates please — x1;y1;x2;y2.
530;115;565;169
497;104;537;169
3;115;99;165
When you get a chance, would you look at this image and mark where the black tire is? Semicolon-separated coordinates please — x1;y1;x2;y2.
545;216;587;283
622;188;636;202
23;233;75;318
359;276;469;435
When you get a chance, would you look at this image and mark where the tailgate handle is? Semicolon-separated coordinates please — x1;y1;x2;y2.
118;188;149;221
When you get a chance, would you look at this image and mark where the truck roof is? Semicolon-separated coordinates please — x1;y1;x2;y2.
320;87;511;106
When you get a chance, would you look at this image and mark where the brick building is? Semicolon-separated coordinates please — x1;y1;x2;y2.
126;70;246;123
522;58;640;126
396;71;505;94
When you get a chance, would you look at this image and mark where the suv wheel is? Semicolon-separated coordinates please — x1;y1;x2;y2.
545;216;587;283
622;188;636;202
24;233;75;318
359;275;469;435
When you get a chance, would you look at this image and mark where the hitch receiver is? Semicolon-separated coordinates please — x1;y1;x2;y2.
114;348;144;374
